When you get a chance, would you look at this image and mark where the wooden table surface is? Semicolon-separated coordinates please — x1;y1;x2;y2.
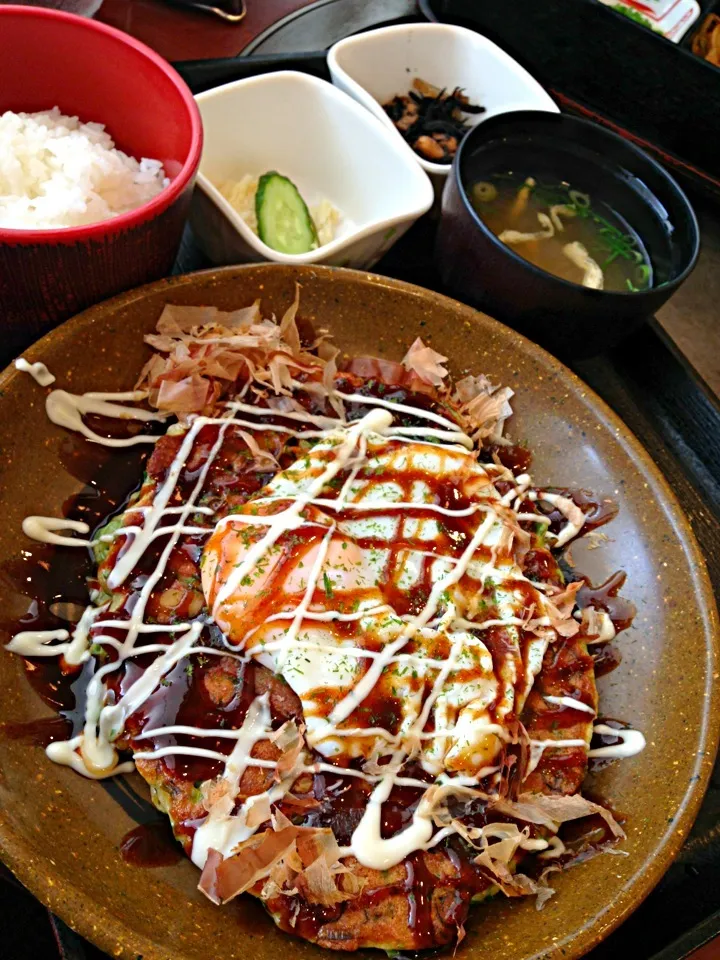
689;943;720;960
97;0;316;60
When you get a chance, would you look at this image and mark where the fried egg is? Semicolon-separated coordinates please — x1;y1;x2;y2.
202;430;551;777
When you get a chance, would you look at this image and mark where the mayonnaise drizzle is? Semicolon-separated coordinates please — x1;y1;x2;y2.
22;516;91;547
540;491;586;547
527;722;646;773
38;417;231;778
350;749;434;870
274;524;336;671
5;601;108;664
46;389;167;447
6;628;70;657
15;358;55;386
107;415;221;588
589;724;646;759
46;736;135;779
544;694;596;716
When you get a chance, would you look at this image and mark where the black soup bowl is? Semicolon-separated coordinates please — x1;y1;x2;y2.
435;111;700;358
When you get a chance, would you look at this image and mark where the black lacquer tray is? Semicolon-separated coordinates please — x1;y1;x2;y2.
4;19;720;960
427;0;720;201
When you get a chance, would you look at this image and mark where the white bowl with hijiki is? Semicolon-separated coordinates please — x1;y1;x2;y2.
327;23;559;194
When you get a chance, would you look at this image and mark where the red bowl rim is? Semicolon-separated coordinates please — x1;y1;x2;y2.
0;5;203;244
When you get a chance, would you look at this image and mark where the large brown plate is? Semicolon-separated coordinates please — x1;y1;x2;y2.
0;264;718;960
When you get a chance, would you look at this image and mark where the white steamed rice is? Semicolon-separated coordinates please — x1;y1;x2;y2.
0;107;169;230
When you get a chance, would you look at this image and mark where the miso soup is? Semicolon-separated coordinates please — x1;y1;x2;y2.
469;174;653;293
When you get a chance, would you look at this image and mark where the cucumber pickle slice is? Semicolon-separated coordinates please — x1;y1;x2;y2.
255;172;319;254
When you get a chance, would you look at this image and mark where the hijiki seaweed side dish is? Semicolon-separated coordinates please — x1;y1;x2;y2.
383;78;484;163
8;291;645;953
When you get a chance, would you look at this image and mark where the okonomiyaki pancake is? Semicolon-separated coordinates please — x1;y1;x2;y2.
6;292;643;953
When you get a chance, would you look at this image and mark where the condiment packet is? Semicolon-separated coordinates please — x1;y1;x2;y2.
597;0;701;42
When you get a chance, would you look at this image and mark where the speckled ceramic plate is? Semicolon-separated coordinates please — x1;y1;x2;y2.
0;264;717;960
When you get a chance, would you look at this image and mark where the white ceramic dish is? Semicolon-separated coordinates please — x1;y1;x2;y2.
190;71;433;268
327;23;559;187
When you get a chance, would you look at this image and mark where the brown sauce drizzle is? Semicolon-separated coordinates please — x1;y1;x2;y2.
522;548;564;587
1;655;100;748
404;853;437;948
273;838;489;948
574;570;636;680
120;820;184;867
0;715;70;748
576;570;636;633
482;442;533;474
591;643;623;678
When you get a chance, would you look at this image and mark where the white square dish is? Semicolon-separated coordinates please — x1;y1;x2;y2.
327;23;559;184
191;70;434;268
